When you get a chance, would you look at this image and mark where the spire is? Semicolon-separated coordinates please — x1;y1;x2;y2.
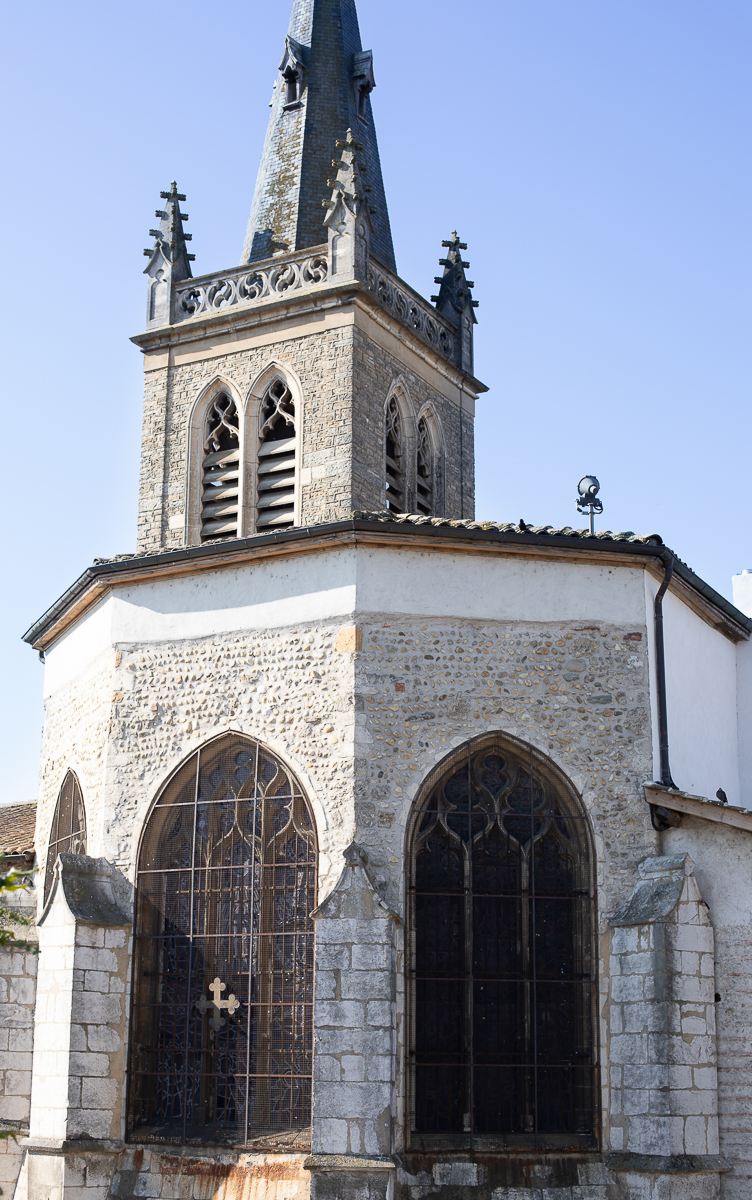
432;232;479;373
241;0;395;271
143;182;194;327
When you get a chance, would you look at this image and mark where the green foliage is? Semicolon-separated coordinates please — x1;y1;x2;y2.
0;863;36;954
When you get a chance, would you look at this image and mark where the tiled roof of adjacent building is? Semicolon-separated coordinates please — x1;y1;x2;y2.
0;803;36;855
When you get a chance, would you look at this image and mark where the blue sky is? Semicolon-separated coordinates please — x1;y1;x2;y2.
1;0;750;802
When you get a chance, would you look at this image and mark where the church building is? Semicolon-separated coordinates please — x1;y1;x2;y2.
8;1;752;1198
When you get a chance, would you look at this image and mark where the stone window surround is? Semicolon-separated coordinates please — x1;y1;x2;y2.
185;361;304;546
382;378;445;517
41;767;88;910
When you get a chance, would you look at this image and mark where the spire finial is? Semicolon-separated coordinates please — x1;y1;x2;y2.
431;231;479;373
143;182;194;327
143;182;194;273
322;129;373;282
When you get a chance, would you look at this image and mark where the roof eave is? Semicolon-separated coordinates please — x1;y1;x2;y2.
22;518;751;653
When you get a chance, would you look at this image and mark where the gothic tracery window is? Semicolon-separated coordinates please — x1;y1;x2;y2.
385;396;404;513
201;394;241;541
128;734;316;1148
44;770;86;905
257;380;297;531
416;417;433;516
407;736;596;1151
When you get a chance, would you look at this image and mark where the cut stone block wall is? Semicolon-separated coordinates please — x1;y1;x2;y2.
607;854;725;1200
310;844;398;1168
0;878;38;1200
24;856;131;1200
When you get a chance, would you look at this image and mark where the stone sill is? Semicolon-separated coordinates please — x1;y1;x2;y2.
20;1138;124;1155
606;1152;730;1175
304;1155;394;1173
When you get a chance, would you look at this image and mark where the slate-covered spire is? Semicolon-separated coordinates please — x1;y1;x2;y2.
241;0;395;271
143;182;194;327
432;232;479;374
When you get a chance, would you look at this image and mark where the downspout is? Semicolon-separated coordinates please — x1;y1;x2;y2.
651;548;680;830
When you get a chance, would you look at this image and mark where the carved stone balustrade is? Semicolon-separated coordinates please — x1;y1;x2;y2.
367;262;457;365
173;248;329;323
170;246;460;372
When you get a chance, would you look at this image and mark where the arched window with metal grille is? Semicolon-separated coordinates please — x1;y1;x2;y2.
257;379;297;531
407;735;597;1152
385;396;404;513
128;734;317;1148
201;394;241;541
44;770;86;906
416;416;433;516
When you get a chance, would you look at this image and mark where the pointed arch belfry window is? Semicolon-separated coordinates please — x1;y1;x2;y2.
44;771;86;905
416;416;433;516
407;735;597;1151
257;379;297;531
201;394;241;541
385;396;404;513
128;734;317;1148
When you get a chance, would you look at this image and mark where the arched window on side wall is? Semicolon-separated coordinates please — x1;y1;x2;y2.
44;771;86;905
201;394;241;541
385;396;404;513
416;416;433;516
407;735;596;1152
257;379;297;531
128;734;317;1148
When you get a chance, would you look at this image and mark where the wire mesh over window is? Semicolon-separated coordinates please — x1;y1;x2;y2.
44;770;86;905
416;417;433;516
128;734;317;1149
257;380;296;531
201;395;241;541
407;736;597;1152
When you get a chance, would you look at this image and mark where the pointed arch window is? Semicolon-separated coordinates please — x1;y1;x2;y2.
385;396;404;513
416;417;433;516
44;771;86;905
201;395;241;541
407;736;596;1151
257;380;297;531
128;734;316;1148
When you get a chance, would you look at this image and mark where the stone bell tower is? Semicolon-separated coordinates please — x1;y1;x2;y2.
133;0;487;555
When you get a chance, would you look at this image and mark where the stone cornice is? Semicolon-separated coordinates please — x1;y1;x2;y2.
131;272;488;398
23;518;750;652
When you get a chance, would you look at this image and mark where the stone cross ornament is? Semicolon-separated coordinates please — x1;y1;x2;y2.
196;977;240;1031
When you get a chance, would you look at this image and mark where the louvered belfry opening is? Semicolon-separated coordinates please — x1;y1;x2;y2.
44;770;86;905
257;380;297;531
128;734;317;1149
407;736;597;1152
201;395;241;541
416;417;433;516
385;396;404;513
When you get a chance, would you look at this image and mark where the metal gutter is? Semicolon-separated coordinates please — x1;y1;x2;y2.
22;517;752;650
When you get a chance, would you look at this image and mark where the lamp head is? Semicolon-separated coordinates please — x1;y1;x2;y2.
577;475;600;503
